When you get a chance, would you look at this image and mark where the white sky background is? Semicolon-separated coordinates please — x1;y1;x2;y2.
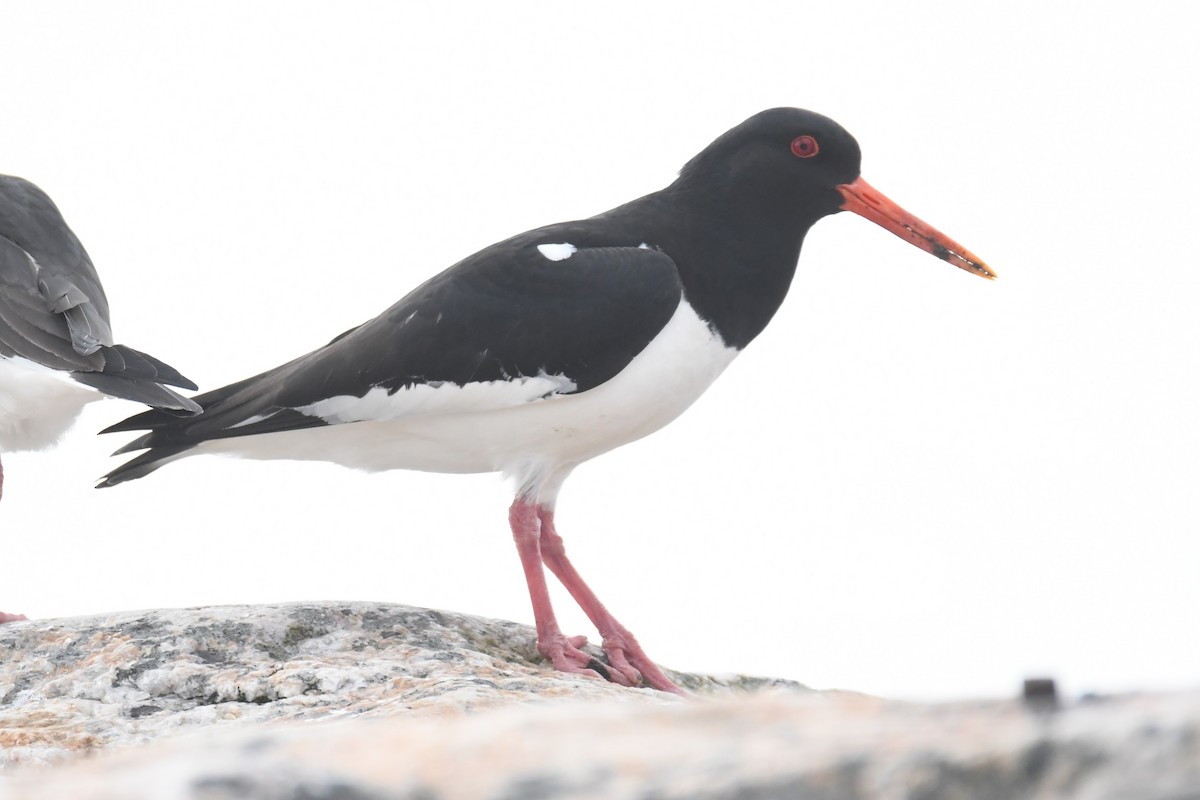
2;2;1198;702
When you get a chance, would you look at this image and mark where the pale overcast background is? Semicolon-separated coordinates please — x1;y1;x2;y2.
2;2;1197;702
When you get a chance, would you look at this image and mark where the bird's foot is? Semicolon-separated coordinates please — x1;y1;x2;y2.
0;611;28;624
538;631;685;694
599;632;686;695
536;633;638;687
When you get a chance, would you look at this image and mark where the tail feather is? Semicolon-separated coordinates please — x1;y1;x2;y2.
109;345;198;391
72;372;201;414
110;432;153;456
98;352;327;487
99;405;185;434
95;343;199;391
96;444;194;487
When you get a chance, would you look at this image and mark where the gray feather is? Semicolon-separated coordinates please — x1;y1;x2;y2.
1;174;200;415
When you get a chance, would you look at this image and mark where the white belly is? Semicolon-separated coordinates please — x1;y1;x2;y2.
0;357;100;452
195;299;738;501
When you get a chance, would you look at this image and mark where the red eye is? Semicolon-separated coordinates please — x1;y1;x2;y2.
790;135;819;158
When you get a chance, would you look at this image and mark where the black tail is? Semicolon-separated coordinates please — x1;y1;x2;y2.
97;356;327;488
95;444;195;487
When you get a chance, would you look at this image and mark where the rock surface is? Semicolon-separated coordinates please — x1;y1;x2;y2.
0;602;785;768
2;603;1198;799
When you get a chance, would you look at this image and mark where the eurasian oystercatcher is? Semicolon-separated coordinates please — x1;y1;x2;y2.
98;109;995;692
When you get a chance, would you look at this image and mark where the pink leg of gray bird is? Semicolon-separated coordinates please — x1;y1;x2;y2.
0;456;28;624
508;497;683;694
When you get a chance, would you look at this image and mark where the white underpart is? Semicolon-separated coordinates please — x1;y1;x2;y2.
298;372;577;424
192;298;738;503
0;356;101;452
536;243;577;261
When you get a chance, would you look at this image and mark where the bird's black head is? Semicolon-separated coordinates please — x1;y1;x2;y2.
675;107;995;280
675;107;863;226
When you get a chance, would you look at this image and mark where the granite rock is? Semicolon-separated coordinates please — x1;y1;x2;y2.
2;603;1198;800
0;602;794;768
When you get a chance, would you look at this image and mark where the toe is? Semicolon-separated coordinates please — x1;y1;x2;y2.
601;633;685;694
537;634;637;687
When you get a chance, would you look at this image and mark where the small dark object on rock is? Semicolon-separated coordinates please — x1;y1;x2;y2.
1023;677;1059;709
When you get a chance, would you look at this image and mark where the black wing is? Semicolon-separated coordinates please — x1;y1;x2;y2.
0;175;199;411
100;235;684;483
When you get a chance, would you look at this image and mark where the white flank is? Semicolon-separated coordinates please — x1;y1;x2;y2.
297;372;578;424
536;242;577;261
193;298;738;503
0;357;100;452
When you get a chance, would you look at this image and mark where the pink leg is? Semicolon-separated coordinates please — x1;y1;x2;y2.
537;507;684;694
0;455;28;623
509;498;634;686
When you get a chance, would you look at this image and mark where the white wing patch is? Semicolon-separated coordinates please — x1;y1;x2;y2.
536;242;577;262
296;372;578;424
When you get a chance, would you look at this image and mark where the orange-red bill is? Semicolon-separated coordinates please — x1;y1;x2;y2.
836;177;996;280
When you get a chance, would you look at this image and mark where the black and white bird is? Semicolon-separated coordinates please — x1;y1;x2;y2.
99;109;995;692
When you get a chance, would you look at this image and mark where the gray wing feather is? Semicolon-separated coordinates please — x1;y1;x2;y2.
0;174;199;413
39;272;113;354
